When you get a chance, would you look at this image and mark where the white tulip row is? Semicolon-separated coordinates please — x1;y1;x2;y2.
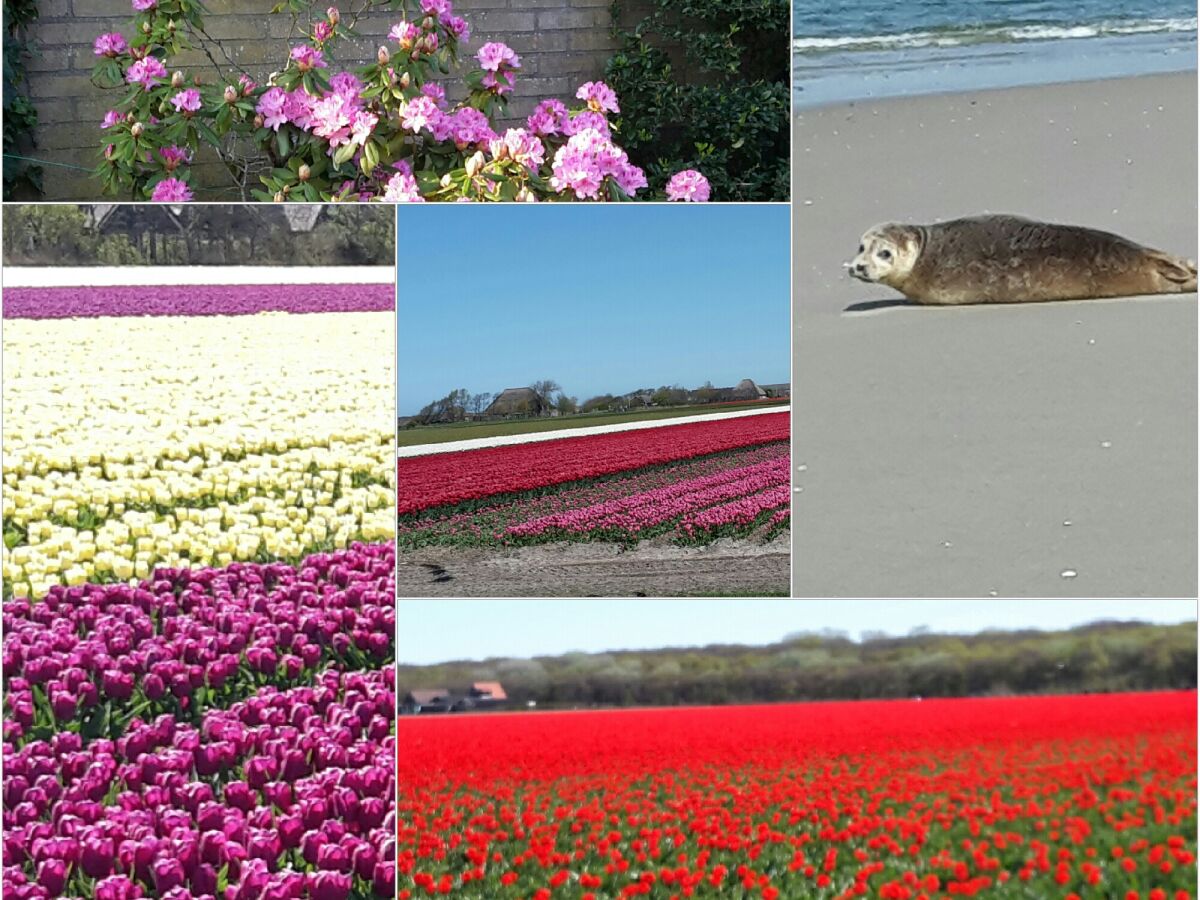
3;309;395;599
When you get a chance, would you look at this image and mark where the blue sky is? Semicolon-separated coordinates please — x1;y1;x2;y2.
396;205;790;414
397;599;1196;664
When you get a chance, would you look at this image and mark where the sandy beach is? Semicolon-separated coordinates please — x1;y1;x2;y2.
792;73;1197;597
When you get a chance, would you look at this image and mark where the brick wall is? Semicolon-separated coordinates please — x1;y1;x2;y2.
19;0;622;200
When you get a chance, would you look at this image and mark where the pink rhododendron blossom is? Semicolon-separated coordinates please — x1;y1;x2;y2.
350;110;379;147
400;96;442;134
170;88;202;114
421;0;452;16
564;109;612;139
93;33;128;57
151;178;193;202
666;169;711;202
527;99;568;137
437;107;495;146
158;145;191;170
256;87;288;130
100;110;123;129
329;72;364;104
125;56;167;90
383;162;424;202
290;45;326;71
576;80;619;115
489;128;545;172
284;89;317;130
238;74;257;94
444;15;470;40
476;41;520;72
132;0;156;9
311;91;355;145
422;83;447;109
550;128;645;199
389;21;420;48
313;20;333;42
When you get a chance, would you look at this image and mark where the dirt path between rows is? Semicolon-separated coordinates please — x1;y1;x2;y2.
397;536;790;597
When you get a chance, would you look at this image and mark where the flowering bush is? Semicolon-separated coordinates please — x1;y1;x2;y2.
90;1;710;202
4;666;396;900
3;543;394;748
3;290;394;599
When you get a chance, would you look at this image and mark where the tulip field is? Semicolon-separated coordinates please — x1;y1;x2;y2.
398;691;1197;900
3;283;395;599
396;413;790;547
2;278;397;899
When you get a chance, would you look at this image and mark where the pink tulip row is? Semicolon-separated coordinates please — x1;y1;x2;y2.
506;456;788;539
676;484;791;538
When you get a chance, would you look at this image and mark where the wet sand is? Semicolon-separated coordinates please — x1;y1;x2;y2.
792;73;1197;597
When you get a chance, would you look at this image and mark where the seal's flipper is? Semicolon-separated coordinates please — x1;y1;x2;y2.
1148;252;1198;291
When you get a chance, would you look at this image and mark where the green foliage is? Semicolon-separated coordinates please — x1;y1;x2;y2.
0;204;395;266
398;621;1198;708
3;0;43;198
605;0;788;201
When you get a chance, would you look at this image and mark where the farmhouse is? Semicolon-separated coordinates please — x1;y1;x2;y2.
484;387;550;418
402;688;453;714
402;682;509;714
760;382;790;398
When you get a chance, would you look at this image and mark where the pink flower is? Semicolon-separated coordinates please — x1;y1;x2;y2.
489;128;545;173
383;165;424;202
313;20;334;42
439;107;495;147
93;33;128;57
444;15;470;41
421;0;452;16
400;95;441;134
311;92;354;145
526;99;568;137
158;145;192;171
132;0;156;9
564;110;611;139
329;72;364;104
239;74;257;94
284;90;317;130
476;41;520;72
151;178;193;202
290;45;327;71
257;87;288;131
665;169;710;202
125;56;167;91
576;80;619;115
549;128;646;199
388;21;420;48
101;110;123;129
170;88;202;114
350;110;378;147
421;83;447;109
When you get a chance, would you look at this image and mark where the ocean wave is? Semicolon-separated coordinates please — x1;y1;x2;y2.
792;17;1197;53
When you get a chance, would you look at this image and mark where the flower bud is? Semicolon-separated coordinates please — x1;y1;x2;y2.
167;19;177;32
254;114;265;129
465;151;485;177
327;6;340;25
104;144;115;160
273;191;285;203
224;84;238;103
440;173;453;188
399;71;410;89
130;122;145;139
423;15;436;30
377;45;390;65
142;21;151;34
171;70;185;88
298;164;311;182
193;74;202;87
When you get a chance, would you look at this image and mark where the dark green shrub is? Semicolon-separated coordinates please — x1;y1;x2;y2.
604;0;789;202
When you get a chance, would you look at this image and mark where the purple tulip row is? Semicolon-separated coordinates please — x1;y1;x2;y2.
3;667;395;900
505;454;790;540
3;543;395;749
2;284;394;320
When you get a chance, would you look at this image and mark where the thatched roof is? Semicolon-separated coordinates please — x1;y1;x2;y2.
485;387;546;416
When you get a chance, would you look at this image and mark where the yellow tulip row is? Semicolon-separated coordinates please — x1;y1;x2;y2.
3;310;395;598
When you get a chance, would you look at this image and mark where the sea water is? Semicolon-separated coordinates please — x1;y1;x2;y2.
793;0;1197;107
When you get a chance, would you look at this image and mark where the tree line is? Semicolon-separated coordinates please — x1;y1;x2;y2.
2;205;394;267
398;620;1196;709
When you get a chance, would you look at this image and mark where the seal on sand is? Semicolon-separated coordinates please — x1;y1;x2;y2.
847;215;1198;305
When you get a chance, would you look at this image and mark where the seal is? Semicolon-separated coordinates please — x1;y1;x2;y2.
847;215;1198;305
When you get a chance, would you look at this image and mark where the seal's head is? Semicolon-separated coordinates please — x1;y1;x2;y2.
846;223;922;288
